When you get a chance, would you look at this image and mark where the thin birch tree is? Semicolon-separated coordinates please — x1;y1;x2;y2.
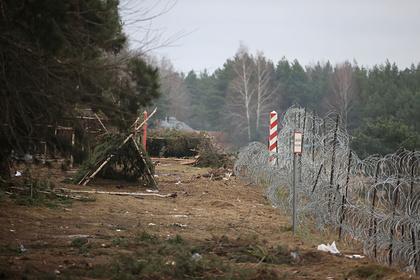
255;51;277;138
329;61;355;129
227;45;256;142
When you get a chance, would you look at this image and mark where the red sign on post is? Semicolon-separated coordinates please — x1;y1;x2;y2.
293;131;303;154
143;110;148;151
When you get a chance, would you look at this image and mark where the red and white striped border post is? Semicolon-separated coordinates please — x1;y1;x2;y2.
143;110;148;151
269;111;278;165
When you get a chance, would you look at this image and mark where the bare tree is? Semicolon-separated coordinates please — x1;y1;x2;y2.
157;57;191;121
329;61;355;129
227;45;256;141
255;51;277;138
120;0;189;55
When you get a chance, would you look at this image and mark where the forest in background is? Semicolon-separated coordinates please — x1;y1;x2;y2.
154;45;420;158
1;0;419;172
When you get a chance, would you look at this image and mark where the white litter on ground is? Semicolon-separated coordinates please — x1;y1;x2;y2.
19;244;27;253
345;254;365;259
317;241;340;254
171;223;187;228
191;253;202;261
146;189;159;193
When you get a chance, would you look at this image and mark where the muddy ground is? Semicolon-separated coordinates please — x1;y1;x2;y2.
0;158;416;279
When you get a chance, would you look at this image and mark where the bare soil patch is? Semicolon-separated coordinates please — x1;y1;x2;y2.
0;158;415;279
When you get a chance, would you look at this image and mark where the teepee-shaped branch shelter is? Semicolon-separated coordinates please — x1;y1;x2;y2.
76;108;158;189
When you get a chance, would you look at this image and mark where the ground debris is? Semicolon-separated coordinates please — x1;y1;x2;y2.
171;223;187;228
317;241;340;255
0;157;411;280
19;244;27;253
56;188;177;198
202;168;234;181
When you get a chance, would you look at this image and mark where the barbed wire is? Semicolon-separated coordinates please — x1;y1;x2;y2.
234;106;420;273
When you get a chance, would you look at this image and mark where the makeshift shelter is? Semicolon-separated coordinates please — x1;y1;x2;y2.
75;109;158;189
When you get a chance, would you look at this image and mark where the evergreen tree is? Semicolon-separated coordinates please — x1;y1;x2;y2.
0;0;160;175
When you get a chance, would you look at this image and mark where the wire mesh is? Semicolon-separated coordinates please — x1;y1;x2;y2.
234;106;420;272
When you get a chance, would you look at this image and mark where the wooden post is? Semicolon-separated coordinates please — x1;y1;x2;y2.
299;109;306;183
311;112;316;164
312;164;323;193
94;113;108;133
339;150;352;240
389;157;403;266
131;138;158;190
292;152;297;234
292;131;303;234
328;115;339;211
409;151;419;273
369;161;381;259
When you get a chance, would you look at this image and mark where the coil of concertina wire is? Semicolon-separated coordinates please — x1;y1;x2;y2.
234;106;420;272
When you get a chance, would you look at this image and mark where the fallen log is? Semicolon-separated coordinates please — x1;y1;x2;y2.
39;190;96;201
58;188;177;198
180;159;197;165
7;186;95;201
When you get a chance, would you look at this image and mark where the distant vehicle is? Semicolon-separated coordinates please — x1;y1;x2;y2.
158;117;195;132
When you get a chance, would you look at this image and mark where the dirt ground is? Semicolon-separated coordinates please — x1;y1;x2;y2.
0;158;416;279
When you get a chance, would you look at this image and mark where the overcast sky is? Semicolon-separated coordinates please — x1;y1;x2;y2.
122;0;420;73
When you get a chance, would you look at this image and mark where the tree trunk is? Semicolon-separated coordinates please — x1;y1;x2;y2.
256;59;262;131
246;104;251;141
0;152;11;179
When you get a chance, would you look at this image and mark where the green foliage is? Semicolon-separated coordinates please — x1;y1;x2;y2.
63;232;266;279
0;245;21;257
352;118;420;158
71;237;91;255
135;231;159;244
180;53;420;156
0;0;125;143
71;237;89;248
73;133;126;183
73;233;287;279
167;234;185;245
346;264;391;280
73;133;155;185
148;129;206;157
6;174;72;208
112;58;161;130
350;62;420;156
195;140;235;168
111;237;129;247
184;69;230;131
0;0;161;175
201;235;293;265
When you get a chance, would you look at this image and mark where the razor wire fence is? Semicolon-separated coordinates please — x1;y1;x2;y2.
234;106;420;273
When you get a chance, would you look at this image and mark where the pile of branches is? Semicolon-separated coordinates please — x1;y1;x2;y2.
73;133;154;184
194;139;235;169
147;130;205;157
